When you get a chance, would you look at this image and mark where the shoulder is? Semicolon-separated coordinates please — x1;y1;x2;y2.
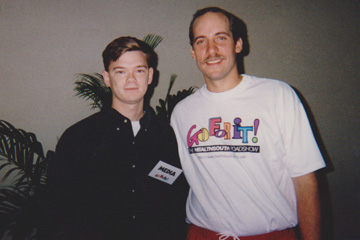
243;74;297;99
146;108;176;136
53;111;106;159
65;111;103;132
244;74;292;90
171;85;204;115
59;111;105;142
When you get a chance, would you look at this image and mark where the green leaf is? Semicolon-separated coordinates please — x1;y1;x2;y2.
155;77;197;123
0;120;48;190
143;34;163;49
74;73;112;110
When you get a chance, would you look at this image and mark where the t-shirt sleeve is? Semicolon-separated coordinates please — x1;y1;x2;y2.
279;85;325;177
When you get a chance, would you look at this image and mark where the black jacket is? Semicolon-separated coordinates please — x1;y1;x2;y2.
41;107;188;240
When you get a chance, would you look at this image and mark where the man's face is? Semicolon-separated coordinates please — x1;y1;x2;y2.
191;12;242;82
103;50;153;107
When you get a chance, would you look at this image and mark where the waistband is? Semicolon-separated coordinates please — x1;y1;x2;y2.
187;224;297;240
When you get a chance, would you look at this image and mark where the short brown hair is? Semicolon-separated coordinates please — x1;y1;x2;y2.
189;7;242;47
102;36;156;71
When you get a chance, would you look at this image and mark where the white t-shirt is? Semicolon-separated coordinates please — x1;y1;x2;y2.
171;74;325;236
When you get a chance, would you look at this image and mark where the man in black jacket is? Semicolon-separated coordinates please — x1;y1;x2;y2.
41;36;188;240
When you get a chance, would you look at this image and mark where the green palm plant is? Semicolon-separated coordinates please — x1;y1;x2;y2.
142;34;163;49
0;120;54;239
155;74;196;123
74;72;112;109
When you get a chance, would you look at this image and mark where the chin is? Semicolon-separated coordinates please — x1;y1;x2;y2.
206;74;225;81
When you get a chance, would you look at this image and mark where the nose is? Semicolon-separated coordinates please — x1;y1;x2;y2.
126;71;136;83
207;40;218;55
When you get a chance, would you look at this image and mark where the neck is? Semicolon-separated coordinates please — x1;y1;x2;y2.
112;101;145;121
205;74;243;93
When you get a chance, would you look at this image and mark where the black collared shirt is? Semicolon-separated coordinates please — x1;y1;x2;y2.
42;107;188;240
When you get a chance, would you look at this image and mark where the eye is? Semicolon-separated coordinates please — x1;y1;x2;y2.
218;36;227;41
136;69;146;73
116;70;125;74
195;39;205;45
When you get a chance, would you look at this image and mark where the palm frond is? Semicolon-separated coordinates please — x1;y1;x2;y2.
74;73;112;110
0;120;48;190
0;121;51;239
155;77;197;122
165;74;177;102
0;188;24;214
0;187;40;239
167;86;197;117
155;99;167;123
143;34;163;49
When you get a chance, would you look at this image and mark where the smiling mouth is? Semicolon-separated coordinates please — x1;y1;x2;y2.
206;59;222;64
203;56;225;65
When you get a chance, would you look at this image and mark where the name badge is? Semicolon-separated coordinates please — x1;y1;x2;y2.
148;161;183;185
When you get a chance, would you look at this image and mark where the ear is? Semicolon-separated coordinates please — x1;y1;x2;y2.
102;70;111;87
235;38;243;53
147;67;154;85
191;47;196;60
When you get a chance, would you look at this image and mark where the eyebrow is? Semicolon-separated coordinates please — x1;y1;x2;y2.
112;65;148;71
136;65;148;69
216;32;231;37
194;31;232;42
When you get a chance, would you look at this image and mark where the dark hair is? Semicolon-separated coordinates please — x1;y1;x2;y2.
189;7;243;47
102;36;156;71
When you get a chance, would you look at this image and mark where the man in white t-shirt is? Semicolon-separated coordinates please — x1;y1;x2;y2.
171;7;325;240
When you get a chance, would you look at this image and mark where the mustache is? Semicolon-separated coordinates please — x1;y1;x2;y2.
202;54;226;64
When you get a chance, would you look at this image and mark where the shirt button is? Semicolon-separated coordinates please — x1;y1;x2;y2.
132;165;136;168
124;119;128;123
116;127;120;131
132;189;135;193
132;141;135;145
132;215;136;219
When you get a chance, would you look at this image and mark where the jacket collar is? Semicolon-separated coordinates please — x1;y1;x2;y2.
101;105;156;130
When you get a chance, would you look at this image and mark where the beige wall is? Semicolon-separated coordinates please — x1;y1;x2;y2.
0;0;359;238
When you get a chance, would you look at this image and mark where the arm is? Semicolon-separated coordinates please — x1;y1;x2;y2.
292;172;321;240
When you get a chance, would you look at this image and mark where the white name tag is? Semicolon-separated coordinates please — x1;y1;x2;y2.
148;161;183;185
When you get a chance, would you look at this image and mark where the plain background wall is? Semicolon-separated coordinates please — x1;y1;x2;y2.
0;0;359;239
